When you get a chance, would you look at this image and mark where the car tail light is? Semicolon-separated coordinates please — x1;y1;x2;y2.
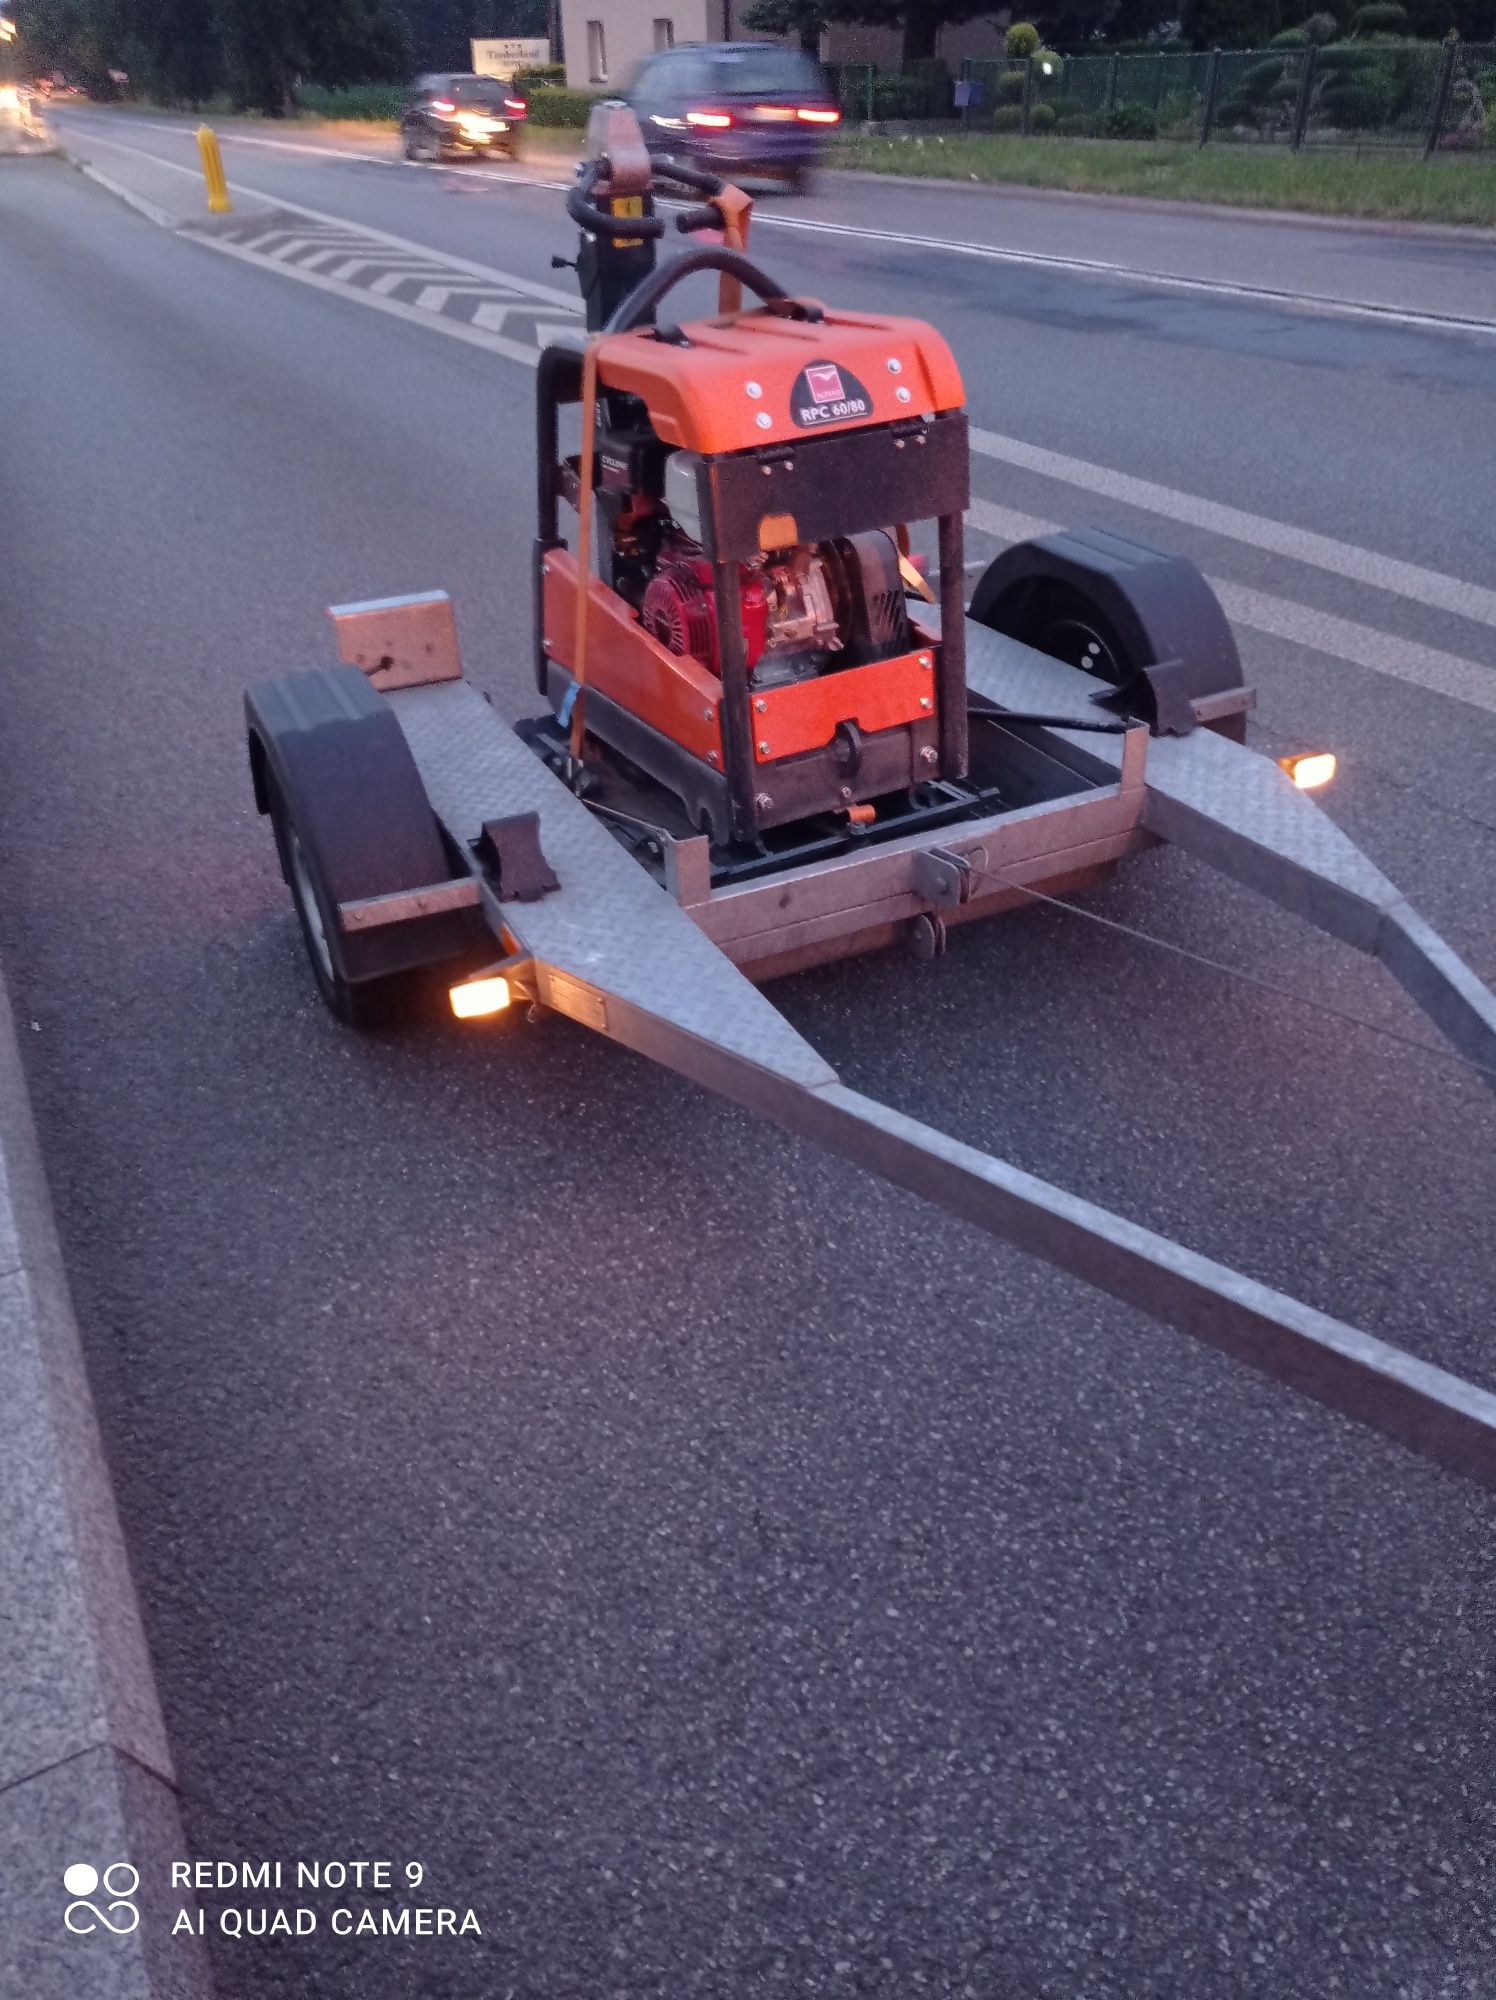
797;106;840;124
686;108;733;129
505;97;526;114
431;97;455;113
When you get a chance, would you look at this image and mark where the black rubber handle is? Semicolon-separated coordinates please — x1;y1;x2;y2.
675;204;722;234
603;247;823;335
651;157;726;198
565;162;666;240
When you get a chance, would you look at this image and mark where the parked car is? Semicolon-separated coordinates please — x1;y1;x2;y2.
400;74;528;163
624;42;839;192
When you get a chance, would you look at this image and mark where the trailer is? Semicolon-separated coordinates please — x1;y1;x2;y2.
245;107;1496;1496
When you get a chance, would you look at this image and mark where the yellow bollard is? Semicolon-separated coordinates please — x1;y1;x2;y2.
196;124;232;215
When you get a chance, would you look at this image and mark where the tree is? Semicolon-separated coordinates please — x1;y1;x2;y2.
741;0;830;53
1179;0;1283;43
219;0;407;113
139;0;219;105
397;0;546;71
823;0;993;69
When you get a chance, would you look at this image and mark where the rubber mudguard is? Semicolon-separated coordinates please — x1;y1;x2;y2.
967;525;1246;707
245;666;470;983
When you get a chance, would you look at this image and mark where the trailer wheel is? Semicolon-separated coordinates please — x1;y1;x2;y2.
269;778;413;1029
247;666;484;1031
967;527;1248;737
990;581;1130;683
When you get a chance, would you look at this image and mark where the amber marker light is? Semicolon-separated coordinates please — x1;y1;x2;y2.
450;975;511;1020
1279;751;1337;790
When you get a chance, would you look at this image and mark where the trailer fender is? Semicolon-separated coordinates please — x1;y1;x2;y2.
245;666;476;985
968;526;1250;739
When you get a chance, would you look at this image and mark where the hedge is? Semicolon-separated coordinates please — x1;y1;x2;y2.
524;85;596;128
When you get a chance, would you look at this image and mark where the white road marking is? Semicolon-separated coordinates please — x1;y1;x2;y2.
59;125;582;308
69;123;1496;715
372;268;451;295
967;428;1496;631
965;496;1496;716
414;283;517;311
749;211;1496;338
188;232;551;370
87;115;404;167
1209;580;1496;714
63;112;1496;338
73;160;171;229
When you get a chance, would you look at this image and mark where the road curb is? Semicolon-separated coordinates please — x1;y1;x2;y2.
70;155;176;228
0;964;212;1998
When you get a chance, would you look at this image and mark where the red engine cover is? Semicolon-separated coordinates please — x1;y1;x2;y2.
642;557;766;674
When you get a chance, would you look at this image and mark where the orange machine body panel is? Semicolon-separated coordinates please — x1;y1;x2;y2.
753;648;936;763
591;306;965;456
545;555;939;772
542;552;722;763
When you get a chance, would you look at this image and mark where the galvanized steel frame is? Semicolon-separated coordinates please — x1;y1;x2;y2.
386;643;1496;1494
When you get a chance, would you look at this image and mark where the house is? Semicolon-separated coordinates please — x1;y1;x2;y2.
557;2;1009;93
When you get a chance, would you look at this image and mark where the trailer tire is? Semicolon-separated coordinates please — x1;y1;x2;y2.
967;527;1248;737
246;666;481;1029
269;778;413;1028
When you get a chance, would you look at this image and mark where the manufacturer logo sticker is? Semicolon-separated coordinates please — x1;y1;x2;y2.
790;360;872;429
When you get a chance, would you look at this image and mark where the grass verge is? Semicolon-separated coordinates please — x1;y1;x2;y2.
834;131;1496;226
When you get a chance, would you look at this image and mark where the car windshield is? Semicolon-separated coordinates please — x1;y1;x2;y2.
451;77;513;107
708;50;824;97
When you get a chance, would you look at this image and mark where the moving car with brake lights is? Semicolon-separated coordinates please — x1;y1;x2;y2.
244;103;1496;1497
625;42;840;191
400;73;527;163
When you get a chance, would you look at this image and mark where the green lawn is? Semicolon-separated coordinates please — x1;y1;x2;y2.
834;131;1496;226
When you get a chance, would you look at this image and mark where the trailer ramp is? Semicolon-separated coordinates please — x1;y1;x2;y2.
963;620;1496;1088
391;666;1496;1495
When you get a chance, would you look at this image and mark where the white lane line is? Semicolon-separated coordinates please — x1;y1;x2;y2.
66;113;403;168
73;160;172;229
127;142;1494;650
1210;580;1496;715
747;210;1496;338
965;496;1496;717
967;428;1496;631
67;113;1496;338
68;126;1496;715
61;125;583;310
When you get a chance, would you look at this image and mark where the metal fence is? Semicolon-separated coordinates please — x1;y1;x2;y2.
835;42;1496;154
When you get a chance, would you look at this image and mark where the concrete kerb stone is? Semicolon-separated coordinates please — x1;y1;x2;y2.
0;965;212;1999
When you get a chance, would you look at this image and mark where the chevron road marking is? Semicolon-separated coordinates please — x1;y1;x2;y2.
62;111;1496;337
70;125;1496;716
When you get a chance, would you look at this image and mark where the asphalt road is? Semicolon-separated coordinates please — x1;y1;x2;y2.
3;123;1496;2000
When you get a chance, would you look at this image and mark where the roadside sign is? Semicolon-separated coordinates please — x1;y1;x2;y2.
471;37;549;79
